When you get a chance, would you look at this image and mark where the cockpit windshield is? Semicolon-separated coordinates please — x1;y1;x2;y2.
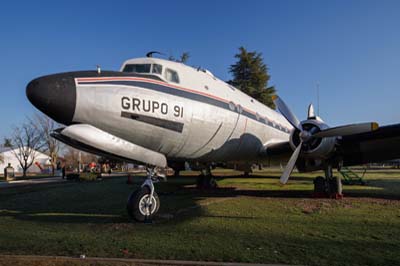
152;64;162;74
123;64;151;73
123;63;163;75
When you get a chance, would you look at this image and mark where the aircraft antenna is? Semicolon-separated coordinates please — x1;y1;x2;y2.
316;82;320;116
146;51;164;58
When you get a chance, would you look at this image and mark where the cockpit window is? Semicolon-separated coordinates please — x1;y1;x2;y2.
123;64;151;73
152;64;163;74
165;68;180;83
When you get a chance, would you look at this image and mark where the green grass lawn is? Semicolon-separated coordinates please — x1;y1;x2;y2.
0;169;399;266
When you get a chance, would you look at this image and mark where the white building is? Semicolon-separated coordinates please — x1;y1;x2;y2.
0;147;51;174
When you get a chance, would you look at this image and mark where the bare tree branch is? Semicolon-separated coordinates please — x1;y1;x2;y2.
34;113;62;176
10;119;45;177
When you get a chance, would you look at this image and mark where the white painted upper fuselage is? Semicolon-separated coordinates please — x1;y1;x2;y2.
72;57;292;163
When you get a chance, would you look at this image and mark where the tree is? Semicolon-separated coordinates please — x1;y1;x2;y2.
3;138;12;148
229;47;276;109
10;121;44;177
179;52;190;63
35;114;61;176
63;146;80;170
0;138;10;163
63;146;98;172
168;52;190;63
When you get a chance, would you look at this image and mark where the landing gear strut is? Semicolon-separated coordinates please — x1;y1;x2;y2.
313;164;343;199
126;167;164;222
196;166;217;189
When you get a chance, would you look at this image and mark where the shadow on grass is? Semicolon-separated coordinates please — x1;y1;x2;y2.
343;178;400;200
0;173;399;225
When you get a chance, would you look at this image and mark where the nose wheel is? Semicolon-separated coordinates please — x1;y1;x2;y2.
126;167;163;222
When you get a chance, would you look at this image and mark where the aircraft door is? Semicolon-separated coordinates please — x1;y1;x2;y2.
164;96;193;157
174;100;241;160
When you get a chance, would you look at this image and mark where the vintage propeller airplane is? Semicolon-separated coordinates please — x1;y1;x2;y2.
26;52;400;222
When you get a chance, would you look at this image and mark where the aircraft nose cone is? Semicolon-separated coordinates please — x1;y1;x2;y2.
26;73;76;125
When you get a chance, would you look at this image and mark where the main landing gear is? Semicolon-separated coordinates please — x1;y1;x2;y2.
313;164;343;199
126;167;165;222
196;166;217;189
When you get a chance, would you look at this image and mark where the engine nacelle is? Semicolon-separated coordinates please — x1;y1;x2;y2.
290;119;336;160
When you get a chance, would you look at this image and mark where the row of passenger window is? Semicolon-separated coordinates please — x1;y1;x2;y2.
257;115;290;133
228;101;290;133
123;64;180;84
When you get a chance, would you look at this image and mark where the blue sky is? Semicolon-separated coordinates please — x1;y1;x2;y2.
0;0;399;139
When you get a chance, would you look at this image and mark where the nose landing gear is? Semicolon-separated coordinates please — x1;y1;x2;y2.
126;167;164;222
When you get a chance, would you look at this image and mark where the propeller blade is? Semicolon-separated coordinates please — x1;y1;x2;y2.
312;122;379;138
280;141;303;184
272;95;303;131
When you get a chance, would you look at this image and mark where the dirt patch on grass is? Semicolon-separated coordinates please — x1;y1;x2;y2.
0;255;280;266
294;200;351;214
349;197;400;205
294;197;400;215
0;256;142;266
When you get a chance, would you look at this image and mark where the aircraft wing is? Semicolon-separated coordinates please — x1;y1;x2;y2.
339;123;400;166
260;140;293;165
259;123;400;168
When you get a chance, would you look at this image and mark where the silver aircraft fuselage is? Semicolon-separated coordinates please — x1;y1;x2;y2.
27;57;292;166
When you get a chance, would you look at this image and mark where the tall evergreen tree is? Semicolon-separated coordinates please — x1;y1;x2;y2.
179;52;190;63
229;47;276;109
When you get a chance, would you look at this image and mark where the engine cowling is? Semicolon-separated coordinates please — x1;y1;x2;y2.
290;119;336;159
272;95;379;184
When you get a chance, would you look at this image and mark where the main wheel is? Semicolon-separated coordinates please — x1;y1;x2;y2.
313;176;327;194
196;175;217;189
127;186;160;222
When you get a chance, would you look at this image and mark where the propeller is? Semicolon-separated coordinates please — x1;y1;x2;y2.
312;122;378;138
272;95;379;184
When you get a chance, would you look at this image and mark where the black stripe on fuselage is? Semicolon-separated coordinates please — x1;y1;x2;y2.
78;80;290;134
84;80;229;110
121;111;184;133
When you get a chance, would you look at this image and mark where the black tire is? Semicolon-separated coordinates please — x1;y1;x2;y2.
126;186;160;222
196;175;204;188
173;169;180;177
314;176;326;194
196;175;217;189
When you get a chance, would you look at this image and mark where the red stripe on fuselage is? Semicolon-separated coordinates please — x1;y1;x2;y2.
76;77;229;103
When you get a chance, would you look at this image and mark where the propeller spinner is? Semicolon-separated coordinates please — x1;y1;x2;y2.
272;95;379;184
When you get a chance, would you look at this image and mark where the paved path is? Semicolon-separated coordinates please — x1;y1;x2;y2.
0;176;66;189
0;170;147;189
0;255;299;266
